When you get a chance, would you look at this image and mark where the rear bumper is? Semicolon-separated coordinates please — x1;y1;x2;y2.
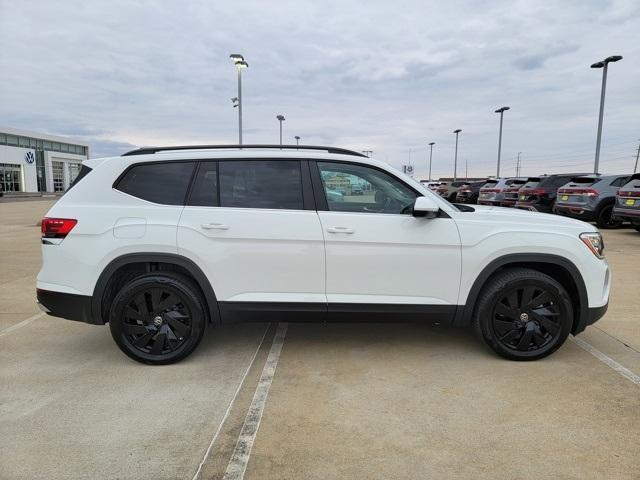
36;288;99;325
613;206;640;220
554;205;595;221
515;202;553;213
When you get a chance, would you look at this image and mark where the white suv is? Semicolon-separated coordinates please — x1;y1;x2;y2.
37;145;610;364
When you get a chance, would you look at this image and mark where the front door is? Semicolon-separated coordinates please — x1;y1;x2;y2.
178;159;326;320
313;160;461;321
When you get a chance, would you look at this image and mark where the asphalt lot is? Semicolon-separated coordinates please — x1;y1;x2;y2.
1;199;639;480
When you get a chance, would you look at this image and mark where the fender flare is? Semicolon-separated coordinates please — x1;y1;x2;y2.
91;253;220;325
454;253;588;333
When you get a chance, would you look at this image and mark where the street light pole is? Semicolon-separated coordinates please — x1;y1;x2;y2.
428;142;435;181
276;115;285;146
230;54;248;145
453;129;462;181
516;151;522;177
634;140;640;174
591;55;622;174
294;135;300;146
494;106;510;177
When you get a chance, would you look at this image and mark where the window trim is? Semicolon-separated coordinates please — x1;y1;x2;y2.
310;159;422;215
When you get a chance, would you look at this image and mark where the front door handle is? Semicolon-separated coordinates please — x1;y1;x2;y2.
201;223;229;230
326;226;355;234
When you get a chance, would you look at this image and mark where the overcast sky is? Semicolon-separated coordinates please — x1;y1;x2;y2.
1;0;638;178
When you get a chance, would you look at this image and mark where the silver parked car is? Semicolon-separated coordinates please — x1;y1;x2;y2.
478;177;527;206
555;174;630;229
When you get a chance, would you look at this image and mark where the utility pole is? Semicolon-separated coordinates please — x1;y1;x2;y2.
465;158;468;180
634;141;640;174
516;151;522;176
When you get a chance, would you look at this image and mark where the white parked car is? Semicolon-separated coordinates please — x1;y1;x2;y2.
37;145;610;364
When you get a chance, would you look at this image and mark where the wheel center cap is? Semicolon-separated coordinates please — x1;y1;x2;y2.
519;312;530;322
153;315;163;327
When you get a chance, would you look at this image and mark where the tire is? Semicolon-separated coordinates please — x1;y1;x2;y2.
595;203;622;229
109;272;207;365
473;268;573;361
631;219;640;232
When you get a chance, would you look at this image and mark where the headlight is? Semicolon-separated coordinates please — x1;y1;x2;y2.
580;232;605;259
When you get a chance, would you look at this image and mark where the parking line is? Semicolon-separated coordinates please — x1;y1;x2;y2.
192;324;271;480
570;336;640;385
0;312;44;338
222;323;288;480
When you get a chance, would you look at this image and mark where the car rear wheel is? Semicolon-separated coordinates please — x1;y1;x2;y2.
596;203;622;229
473;268;572;361
632;219;640;232
109;272;207;365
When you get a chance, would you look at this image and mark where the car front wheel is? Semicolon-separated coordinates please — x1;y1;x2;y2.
109;272;207;365
473;268;573;361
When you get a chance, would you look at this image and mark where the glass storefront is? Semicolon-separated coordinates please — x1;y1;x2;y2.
0;163;22;193
52;161;65;192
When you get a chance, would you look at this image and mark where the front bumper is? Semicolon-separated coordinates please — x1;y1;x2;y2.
36;288;98;324
587;302;608;327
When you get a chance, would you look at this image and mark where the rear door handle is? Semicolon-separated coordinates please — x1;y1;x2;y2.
201;223;229;230
326;226;354;234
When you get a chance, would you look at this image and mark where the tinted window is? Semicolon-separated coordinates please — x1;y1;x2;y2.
611;176;630;187
317;162;416;214
219;160;303;209
189;161;218;206
116;162;195;205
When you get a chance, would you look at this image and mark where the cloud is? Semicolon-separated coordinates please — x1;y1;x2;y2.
0;0;639;177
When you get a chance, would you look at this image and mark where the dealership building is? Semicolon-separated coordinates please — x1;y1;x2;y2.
0;127;89;194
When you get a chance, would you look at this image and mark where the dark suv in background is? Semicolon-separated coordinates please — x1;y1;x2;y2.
555;174;630;228
613;173;640;232
499;178;527;207
515;174;588;213
480;177;526;206
455;180;486;204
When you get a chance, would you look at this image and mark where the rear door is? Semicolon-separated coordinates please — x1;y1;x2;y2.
177;159;326;314
312;160;461;320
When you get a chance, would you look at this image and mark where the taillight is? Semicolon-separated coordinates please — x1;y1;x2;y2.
459;189;472;193
520;188;546;197
618;190;640;198
482;188;501;193
559;188;598;197
41;218;77;239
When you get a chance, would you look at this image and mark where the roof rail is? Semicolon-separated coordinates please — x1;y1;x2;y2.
121;144;367;157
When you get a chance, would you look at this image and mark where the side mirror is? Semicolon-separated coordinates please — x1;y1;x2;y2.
412;196;439;218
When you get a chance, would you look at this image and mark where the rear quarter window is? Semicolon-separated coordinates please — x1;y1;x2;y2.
115;161;195;205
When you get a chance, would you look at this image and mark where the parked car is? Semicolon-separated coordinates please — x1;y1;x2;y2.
555;174;630;229
480;177;527;207
515;174;589;213
455;180;486;204
419;180;441;191
37;144;609;364
613;173;640;232
436;181;466;201
499;178;528;207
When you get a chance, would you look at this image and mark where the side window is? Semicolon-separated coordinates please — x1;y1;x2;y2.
219;160;303;210
317;162;416;214
116;162;195;205
189;161;218;206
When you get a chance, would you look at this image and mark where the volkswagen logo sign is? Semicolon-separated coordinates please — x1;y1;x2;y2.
25;151;35;164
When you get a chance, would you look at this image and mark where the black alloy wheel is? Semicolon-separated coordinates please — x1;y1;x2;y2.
474;268;572;360
109;273;206;364
596;204;622;229
491;286;561;353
